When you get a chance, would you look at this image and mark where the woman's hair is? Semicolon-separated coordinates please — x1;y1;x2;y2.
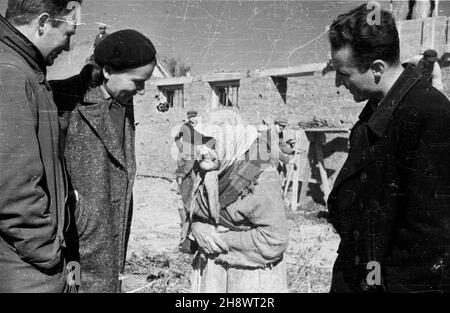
79;61;104;89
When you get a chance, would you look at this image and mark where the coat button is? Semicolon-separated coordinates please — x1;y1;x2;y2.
35;72;45;83
360;172;368;183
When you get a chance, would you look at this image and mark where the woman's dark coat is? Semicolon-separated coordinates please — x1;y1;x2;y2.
51;76;136;293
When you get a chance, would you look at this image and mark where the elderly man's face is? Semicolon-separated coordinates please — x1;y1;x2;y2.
332;45;376;102
104;62;155;104
188;116;197;125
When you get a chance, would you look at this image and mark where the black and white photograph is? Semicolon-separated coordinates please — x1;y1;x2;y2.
1;0;450;301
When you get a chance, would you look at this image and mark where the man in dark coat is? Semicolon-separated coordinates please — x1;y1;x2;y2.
93;24;108;49
0;0;81;292
51;30;157;293
327;4;450;292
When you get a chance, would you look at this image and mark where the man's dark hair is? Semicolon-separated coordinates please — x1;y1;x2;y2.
6;0;82;26
328;3;400;72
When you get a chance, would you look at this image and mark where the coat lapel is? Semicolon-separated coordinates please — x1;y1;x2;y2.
332;125;375;190
78;101;127;170
123;103;136;180
331;65;422;192
366;65;422;137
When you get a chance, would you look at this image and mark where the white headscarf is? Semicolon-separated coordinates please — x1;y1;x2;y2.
198;109;258;175
190;109;259;224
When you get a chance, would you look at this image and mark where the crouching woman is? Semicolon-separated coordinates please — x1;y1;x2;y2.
50;30;156;292
184;110;289;293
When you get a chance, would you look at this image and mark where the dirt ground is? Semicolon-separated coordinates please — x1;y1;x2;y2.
122;176;340;293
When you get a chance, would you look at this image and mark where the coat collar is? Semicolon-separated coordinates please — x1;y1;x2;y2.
329;65;422;196
365;64;422;138
78;87;127;169
0;15;47;76
83;84;111;103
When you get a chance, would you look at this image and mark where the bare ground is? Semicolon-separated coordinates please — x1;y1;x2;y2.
122;176;340;293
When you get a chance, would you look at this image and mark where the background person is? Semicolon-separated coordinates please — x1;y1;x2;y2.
93;24;108;49
405;49;444;91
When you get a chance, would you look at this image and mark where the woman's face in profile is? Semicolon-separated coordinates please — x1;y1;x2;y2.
103;62;155;104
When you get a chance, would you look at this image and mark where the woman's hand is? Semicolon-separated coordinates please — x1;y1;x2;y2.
191;222;228;255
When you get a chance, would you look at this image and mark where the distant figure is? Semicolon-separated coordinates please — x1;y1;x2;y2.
93;24;108;49
273;117;295;158
174;111;202;185
406;49;444;91
173;111;212;233
272;117;295;179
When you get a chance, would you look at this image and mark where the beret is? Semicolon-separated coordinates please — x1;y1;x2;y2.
94;29;156;70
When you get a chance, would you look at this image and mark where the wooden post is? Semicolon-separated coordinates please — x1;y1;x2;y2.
283;154;296;198
290;152;300;211
181;88;185;108
315;135;331;201
231;86;234;107
225;86;229;107
292;130;309;210
298;134;311;207
211;87;218;109
283;136;302;199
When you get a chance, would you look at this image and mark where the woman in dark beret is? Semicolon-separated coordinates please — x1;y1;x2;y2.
50;29;156;293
